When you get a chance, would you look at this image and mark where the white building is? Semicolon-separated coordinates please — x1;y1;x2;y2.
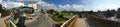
28;3;39;12
28;3;38;9
16;0;39;12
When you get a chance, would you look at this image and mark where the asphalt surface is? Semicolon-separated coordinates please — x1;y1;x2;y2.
75;18;88;27
86;18;99;27
0;11;55;27
0;16;11;27
25;11;55;27
75;18;103;27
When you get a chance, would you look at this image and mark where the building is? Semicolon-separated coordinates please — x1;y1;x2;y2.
28;3;38;9
28;3;39;13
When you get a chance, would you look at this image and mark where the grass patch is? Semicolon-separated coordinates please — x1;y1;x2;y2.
50;15;66;22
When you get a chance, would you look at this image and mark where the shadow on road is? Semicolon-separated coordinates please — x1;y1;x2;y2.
16;17;26;27
86;19;99;27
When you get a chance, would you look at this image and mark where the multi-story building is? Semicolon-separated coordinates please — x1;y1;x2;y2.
28;3;37;9
28;3;39;12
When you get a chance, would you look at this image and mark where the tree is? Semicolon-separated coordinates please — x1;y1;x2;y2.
0;4;5;13
105;9;111;18
97;10;101;13
116;8;120;18
47;9;55;14
89;10;94;15
110;9;116;15
0;4;11;17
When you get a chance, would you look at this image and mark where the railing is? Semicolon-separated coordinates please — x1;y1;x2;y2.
68;15;79;27
9;20;17;27
4;19;17;27
61;15;78;27
4;13;17;27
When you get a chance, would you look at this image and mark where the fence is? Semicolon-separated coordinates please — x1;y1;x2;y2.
61;15;79;27
4;13;17;27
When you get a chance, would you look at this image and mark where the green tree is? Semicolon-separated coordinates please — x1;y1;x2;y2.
89;10;94;15
116;8;120;18
47;9;55;14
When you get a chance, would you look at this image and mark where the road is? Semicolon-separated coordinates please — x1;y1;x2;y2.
0;16;11;27
0;11;55;27
86;18;100;27
25;11;55;27
74;18;98;27
75;18;88;27
75;18;106;27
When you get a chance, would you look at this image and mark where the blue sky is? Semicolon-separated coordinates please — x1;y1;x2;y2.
1;0;120;11
85;0;120;11
42;0;85;6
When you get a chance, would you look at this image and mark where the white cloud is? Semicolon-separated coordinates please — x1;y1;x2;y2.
94;4;120;9
37;0;58;10
2;1;24;9
77;0;120;11
17;0;39;1
85;0;120;11
37;0;85;11
59;4;71;11
2;0;86;11
2;0;120;11
0;0;2;3
59;4;85;11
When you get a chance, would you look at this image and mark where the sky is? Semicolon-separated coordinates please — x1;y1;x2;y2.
85;0;120;11
1;0;120;11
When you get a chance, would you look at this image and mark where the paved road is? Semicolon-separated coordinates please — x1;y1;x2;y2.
25;11;55;27
0;11;55;27
0;17;6;27
75;18;88;27
86;18;100;27
0;16;11;27
74;18;103;27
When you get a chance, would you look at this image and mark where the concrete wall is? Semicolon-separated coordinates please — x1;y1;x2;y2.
61;15;76;27
87;15;120;27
